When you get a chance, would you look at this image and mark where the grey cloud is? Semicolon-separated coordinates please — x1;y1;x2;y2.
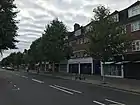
19;28;42;34
82;4;99;13
18;34;39;41
47;0;84;10
72;14;89;25
16;0;46;11
19;23;44;30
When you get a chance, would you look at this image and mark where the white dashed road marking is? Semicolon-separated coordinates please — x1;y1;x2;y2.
49;85;74;95
15;74;20;76
93;101;105;105
12;88;20;91
21;75;28;79
32;79;44;84
14;85;16;87
54;84;82;94
105;99;125;105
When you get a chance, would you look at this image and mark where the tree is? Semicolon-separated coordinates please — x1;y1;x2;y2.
0;0;18;54
23;49;30;65
29;37;43;63
14;52;23;70
88;6;131;81
42;19;68;72
1;52;23;70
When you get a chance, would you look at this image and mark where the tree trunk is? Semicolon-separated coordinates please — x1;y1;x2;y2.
17;65;19;71
45;62;47;71
52;62;55;72
102;62;106;84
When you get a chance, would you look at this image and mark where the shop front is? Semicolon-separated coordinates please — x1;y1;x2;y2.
101;62;124;78
67;57;93;74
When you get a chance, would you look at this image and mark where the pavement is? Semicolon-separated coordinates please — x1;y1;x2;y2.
0;68;140;105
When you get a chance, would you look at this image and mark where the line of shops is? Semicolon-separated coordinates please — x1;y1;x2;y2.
101;53;140;79
34;53;140;80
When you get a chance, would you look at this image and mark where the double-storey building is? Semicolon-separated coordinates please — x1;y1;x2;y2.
101;1;140;79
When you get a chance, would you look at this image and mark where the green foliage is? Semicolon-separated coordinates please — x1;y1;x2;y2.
28;37;43;63
1;19;70;69
64;45;73;60
0;0;18;53
41;19;68;63
22;49;30;65
88;6;132;62
1;52;23;66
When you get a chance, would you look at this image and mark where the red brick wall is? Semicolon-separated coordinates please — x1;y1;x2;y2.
126;23;140;40
126;23;140;53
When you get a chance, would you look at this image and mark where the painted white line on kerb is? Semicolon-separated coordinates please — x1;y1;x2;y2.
49;85;73;95
93;101;105;105
105;99;125;105
22;75;28;79
54;84;82;94
32;79;44;84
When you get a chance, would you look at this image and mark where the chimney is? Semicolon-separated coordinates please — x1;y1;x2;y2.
74;23;80;31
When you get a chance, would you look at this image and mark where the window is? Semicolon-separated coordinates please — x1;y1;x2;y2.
77;52;80;58
83;37;89;44
128;5;140;17
73;50;86;58
131;21;140;32
103;64;122;76
84;52;88;57
76;39;84;44
85;25;91;33
69;42;72;46
74;29;81;36
132;40;140;51
122;25;127;34
80;38;83;44
112;14;119;22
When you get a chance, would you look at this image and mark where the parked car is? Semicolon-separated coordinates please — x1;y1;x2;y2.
2;67;6;69
6;67;14;71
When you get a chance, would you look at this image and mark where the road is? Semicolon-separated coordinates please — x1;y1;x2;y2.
0;69;140;105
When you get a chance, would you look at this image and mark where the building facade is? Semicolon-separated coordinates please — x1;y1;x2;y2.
101;1;140;79
67;23;101;75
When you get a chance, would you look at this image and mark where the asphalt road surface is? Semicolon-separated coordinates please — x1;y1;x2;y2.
0;68;140;105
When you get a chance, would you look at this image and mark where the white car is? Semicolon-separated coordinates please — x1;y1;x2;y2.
2;67;5;69
6;67;14;71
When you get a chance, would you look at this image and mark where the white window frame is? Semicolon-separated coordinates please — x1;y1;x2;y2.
128;4;140;18
112;14;119;22
131;21;140;32
74;29;81;36
132;40;140;51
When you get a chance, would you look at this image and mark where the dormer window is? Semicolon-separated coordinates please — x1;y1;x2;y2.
128;4;140;18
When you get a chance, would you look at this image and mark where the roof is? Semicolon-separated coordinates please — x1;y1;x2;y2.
111;10;119;15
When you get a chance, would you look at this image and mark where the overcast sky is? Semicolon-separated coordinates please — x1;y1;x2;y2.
1;0;136;60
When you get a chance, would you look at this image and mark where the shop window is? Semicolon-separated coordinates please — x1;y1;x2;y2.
103;64;122;76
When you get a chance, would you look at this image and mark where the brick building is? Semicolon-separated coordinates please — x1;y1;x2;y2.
101;1;140;79
60;1;140;79
66;23;101;75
